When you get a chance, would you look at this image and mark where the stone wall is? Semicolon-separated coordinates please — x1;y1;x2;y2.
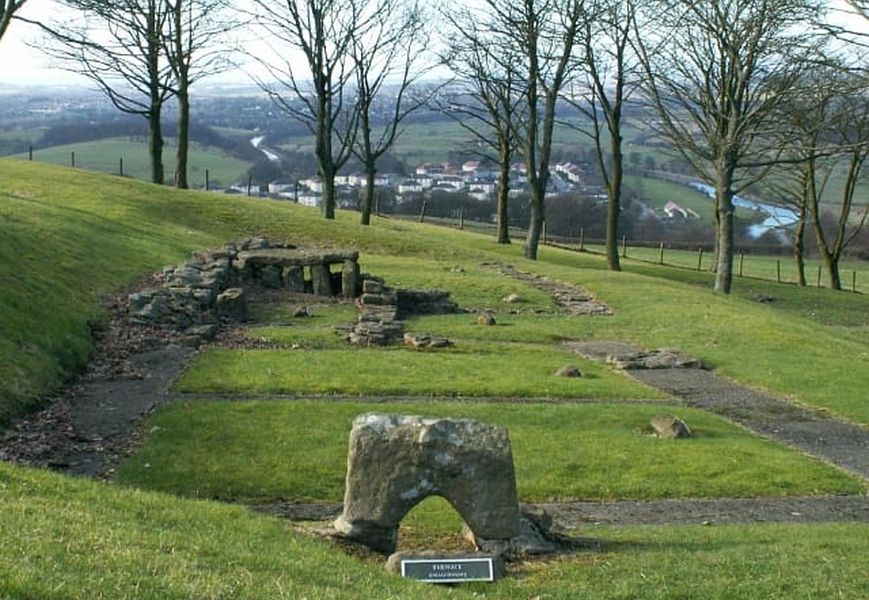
128;237;360;333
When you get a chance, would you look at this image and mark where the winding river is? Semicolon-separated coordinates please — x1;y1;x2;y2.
688;181;799;238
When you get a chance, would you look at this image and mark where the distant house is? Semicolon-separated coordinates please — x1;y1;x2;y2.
268;179;294;196
664;201;689;218
397;179;424;195
298;191;322;207
469;180;496;199
299;176;323;193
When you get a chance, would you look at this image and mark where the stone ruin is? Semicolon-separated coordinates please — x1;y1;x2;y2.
333;414;571;562
348;280;458;347
127;237;361;341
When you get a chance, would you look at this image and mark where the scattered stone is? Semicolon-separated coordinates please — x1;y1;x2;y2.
477;313;496;326
607;348;704;370
502;293;522;304
754;294;775;303
485;263;612;316
650;415;692;439
348;281;460;347
403;333;452;349
333;414;521;555
293;305;312;318
555;365;582;378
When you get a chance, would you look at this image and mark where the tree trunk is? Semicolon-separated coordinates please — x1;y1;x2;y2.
605;128;623;271
496;145;511;244
793;214;807;287
525;195;543;259
361;164;375;226
825;254;842;290
714;165;735;294
148;109;164;185
321;164;336;219
175;85;189;188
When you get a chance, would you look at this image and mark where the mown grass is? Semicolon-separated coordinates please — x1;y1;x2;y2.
116;400;863;503
176;342;656;399
3;461;866;600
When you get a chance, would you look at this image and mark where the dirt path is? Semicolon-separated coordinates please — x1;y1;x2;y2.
251;494;869;527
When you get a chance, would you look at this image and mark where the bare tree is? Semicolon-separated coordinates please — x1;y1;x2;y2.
807;74;868;290
39;0;174;184
565;0;640;271
0;0;28;42
636;0;824;294
441;7;525;244
251;0;378;219
482;0;587;260
352;0;428;226
165;0;235;188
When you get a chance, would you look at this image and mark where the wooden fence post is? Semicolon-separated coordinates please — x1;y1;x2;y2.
28;146;33;161
205;169;210;191
739;253;744;277
853;271;857;293
459;206;464;230
659;241;665;265
71;152;75;168
419;198;427;223
247;176;253;197
119;157;124;177
621;235;627;258
579;227;584;251
817;264;822;288
776;260;781;283
697;247;703;271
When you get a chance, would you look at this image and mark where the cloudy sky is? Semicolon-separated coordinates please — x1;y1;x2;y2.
1;0;866;89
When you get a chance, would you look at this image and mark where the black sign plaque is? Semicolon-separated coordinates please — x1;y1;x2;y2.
400;557;495;583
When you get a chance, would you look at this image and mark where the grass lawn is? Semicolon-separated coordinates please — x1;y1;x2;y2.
3;461;866;600
115;400;863;503
175;342;657;399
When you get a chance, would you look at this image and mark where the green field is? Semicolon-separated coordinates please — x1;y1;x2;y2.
1;158;868;599
14;137;251;187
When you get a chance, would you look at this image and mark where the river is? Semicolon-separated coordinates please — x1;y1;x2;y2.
250;135;282;164
688;181;799;238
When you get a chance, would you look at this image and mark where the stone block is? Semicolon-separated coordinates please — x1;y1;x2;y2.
311;264;333;296
284;266;306;292
650;415;692;439
342;259;360;298
216;287;246;322
333;414;520;554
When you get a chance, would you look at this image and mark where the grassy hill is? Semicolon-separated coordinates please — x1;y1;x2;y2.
12;137;251;187
1;158;867;598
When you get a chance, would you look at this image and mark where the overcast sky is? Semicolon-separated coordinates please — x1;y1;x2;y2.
1;0;866;89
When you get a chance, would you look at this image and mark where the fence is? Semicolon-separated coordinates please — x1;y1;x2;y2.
544;229;864;294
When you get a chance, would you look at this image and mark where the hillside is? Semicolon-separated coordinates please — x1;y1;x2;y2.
1;158;867;598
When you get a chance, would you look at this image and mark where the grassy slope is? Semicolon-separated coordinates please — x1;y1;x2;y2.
1;159;868;598
2;461;867;600
1;158;867;424
14;137;251;187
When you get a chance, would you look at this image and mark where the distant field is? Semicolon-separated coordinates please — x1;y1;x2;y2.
14;137;251;187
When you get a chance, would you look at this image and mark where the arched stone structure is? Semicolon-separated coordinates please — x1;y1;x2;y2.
333;414;521;554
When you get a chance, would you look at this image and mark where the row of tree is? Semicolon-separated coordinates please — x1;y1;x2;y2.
1;0;867;292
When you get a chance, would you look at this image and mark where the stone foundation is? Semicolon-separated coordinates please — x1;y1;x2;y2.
128;238;361;334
